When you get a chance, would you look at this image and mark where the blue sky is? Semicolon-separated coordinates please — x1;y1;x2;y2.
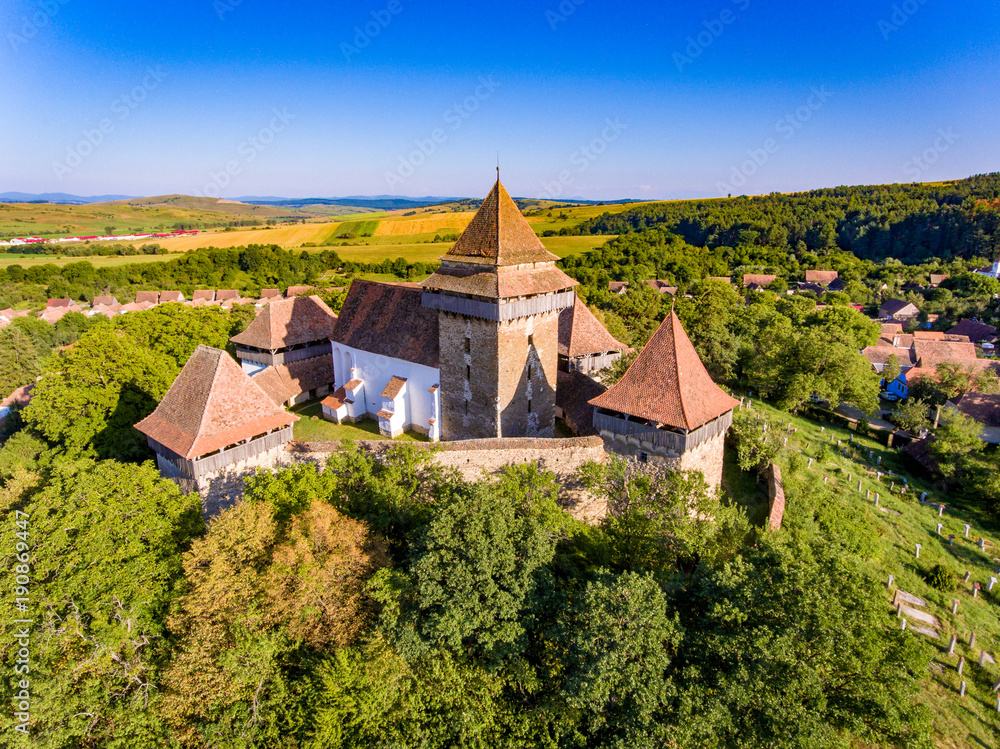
1;0;998;200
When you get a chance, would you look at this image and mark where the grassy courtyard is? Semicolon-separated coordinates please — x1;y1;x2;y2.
289;402;429;443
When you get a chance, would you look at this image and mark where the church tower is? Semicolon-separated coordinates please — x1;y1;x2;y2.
422;179;578;440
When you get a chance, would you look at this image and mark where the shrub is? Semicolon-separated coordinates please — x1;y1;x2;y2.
925;563;956;591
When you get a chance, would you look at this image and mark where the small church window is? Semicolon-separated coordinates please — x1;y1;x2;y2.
527;363;533;379
466;365;471;380
465;338;471;353
528;334;534;346
527;398;532;414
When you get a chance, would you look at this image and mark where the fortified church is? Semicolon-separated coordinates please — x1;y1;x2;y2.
136;179;738;513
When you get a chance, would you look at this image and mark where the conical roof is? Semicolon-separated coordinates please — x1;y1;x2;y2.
588;312;738;431
422;179;576;300
443;180;556;266
558;296;631;358
135;345;297;459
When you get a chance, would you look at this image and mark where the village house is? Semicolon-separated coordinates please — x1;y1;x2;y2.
135;291;159;305
134;345;299;513
159;290;185;303
947;319;998;344
945;393;1000;445
929;274;949;287
743;273;777;289
974;259;1000;279
557;296;631;374
878;298;920;321
588;311;739;489
805;270;839;286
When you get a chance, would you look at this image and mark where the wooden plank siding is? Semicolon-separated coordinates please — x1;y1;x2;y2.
593;409;733;454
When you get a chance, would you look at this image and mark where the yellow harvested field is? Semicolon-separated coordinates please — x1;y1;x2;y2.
125;223;343;252
373;213;475;237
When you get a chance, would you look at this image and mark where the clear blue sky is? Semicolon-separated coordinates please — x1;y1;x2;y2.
1;0;998;200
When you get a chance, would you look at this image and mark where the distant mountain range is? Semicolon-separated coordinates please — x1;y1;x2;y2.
0;192;135;204
0;192;633;208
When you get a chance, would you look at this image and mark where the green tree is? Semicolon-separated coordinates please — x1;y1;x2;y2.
381;481;557;664
930;408;985;479
160;498;385;747
556;571;682;748
882;353;902;387
0;325;41;396
22;326;176;460
891;398;929;433
0;459;202;748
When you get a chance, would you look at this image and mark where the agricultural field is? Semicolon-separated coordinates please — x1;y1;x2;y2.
0;195;378;240
747;401;1000;747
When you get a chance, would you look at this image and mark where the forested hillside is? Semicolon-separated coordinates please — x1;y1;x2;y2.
567;174;1000;264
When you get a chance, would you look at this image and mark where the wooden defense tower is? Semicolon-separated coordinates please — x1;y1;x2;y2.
421;179;578;440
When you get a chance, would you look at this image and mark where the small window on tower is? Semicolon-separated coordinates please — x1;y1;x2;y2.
464;400;469;415
527;363;533;379
466;365;471;380
527;398;532;414
465;338;471;354
528;334;534;346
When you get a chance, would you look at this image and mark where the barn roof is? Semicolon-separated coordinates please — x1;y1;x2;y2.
743;274;777;287
231;295;337;350
589;311;738;431
913;339;979;367
805;270;839;285
135;291;159;305
332;280;439;368
558;296;630;358
879;298;918;315
949;393;1000;428
134;345;297;460
159;291;185;303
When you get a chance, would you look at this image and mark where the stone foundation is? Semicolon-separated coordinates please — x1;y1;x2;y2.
600;431;727;492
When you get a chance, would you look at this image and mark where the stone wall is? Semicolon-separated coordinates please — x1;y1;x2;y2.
599;430;727;492
285;436;609;524
766;463;785;530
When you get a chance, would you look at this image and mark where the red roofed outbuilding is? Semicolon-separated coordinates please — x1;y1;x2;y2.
134;345;298;514
589;311;739;488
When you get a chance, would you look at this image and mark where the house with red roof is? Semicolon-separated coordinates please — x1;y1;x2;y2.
134;345;298;514
588;311;739;489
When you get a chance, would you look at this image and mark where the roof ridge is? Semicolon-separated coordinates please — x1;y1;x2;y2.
670;313;691;431
191;346;224;442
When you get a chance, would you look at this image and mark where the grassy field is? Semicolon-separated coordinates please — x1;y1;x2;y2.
0;253;178;269
747;401;1000;747
290;403;429;443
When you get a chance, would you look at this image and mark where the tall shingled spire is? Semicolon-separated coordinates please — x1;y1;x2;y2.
441;179;555;266
422;178;577;300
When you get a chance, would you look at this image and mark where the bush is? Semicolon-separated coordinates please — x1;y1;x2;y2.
925;564;956;591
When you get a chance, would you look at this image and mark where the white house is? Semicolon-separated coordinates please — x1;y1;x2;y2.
325;280;442;441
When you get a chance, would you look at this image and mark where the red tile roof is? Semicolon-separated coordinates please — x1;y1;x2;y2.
609;281;629;293
862;345;916;368
134;345;297;459
743;274;777;287
949;393;1000;428
46;298;72;308
805;270;839;285
422;180;577;300
92;295;117;306
589;312;739;431
261;288;281;299
947;319;998;343
252;357;335;405
159;291;185;303
193;290;215;302
558;296;630;358
879;299;919;317
135;291;159;305
1;383;34;411
381;376;407;399
216;290;239;302
913;340;979;367
930;274;949;285
231;295;337;350
333;280;439;368
644;280;678;295
285;286;314;297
